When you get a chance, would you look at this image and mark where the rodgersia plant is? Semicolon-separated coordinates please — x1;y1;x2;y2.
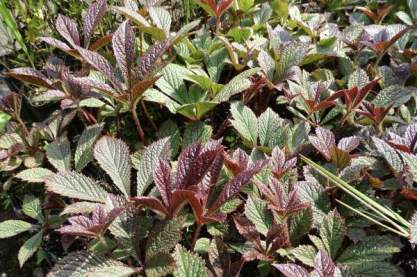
3;0;417;275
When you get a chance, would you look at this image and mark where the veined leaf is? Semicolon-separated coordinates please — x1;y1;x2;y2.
182;122;213;149
372;137;403;173
149;7;171;35
348;68;369;89
17;232;42;267
47;251;137;277
94;136;131;197
18;231;43;267
22;195;44;221
320;210;346;259
56;14;80;48
46;171;108;203
15;167;54;183
137;137;171;195
0;220;32;238
83;0;107;47
174;245;208;277
258;108;284;148
47;137;71;172
112;20;135;83
230;102;258;146
75;123;104;171
244;194;272;236
146;219;182;258
214;68;260;102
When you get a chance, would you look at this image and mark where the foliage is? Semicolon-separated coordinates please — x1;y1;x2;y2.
1;0;417;275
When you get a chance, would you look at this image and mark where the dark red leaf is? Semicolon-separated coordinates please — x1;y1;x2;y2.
5;68;54;89
135;39;169;81
130;196;169;216
233;216;260;243
56;14;80;48
153;159;172;207
112;20;135;83
83;0;107;47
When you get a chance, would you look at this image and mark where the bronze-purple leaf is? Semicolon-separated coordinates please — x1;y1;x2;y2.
153;159;172;207
39;37;72;53
57;205;123;237
273;264;309;277
135;39;169;81
233;215;260;243
5;67;54;89
308;127;335;161
76;47;122;91
56;14;80;48
112;20;135;84
337;136;360;153
83;0;107;47
223;148;249;175
314;251;337;277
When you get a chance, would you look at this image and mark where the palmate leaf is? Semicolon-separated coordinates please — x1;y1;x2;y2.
18;231;43;267
47;137;71;172
174;245;208;277
112;20;135;83
46;171;108;203
137;137;171;195
230;102;258;146
0;220;32;238
47;251;137;277
94;136;131;197
83;0;107;47
74;123;104;171
15;167;54;183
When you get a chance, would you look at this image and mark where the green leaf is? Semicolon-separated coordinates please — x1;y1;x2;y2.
177;102;218;120
214;68;260;102
290;245;317;267
373;85;415;107
149;7;171;34
137;137;171;195
146;219;182;259
410;212;417;244
18;231;42;267
47;251;137;276
46;137;71;172
15;167;54;183
320;210;346;259
22;195;44;221
182;122;212;149
145;253;175;277
158;120;181;156
297;181;330;227
372;137;403;173
0;220;32;238
174;245;208;277
230;102;258;146
258;50;275;80
244;194;272;236
258;108;284;148
276;42;308;80
289;208;313;245
348;68;369;89
237;0;254;12
337;236;400;266
206;48;227;82
227;27;253;43
94;136;131;197
75;123;104;171
46;171;108;203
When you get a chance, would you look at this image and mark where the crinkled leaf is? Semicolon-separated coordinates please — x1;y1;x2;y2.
290;245;317;267
297;181;330;227
348;68;369;89
136;40;169;81
56;14;80;48
5;67;53;89
372;137;403;173
137;137;171;195
47;251;136;277
230;102;258;146
47;137;71;172
314;250;337;277
182;122;212;149
94;136;131;197
83;0;107;47
258;107;284;148
15;167;54;183
149;7;171;35
112;20;135;83
75;123;104;171
214;68;260;102
273;263;309;277
146;219;182;258
373;85;415;107
46;171;108;203
320;210;346;259
244;194;272;236
174;245;208;277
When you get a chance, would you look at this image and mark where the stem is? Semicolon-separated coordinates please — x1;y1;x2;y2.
191;223;202;250
131;107;145;143
215;17;221;34
98;234;109;249
141;100;157;131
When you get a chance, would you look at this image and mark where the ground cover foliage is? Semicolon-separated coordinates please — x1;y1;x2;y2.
1;0;417;276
